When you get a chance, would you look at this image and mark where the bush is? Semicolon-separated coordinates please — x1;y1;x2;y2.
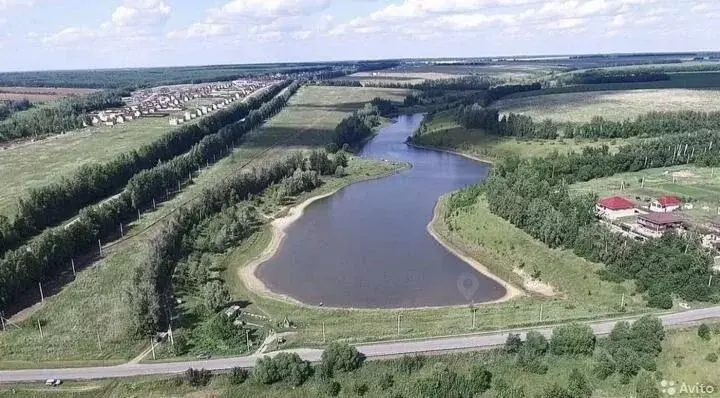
567;368;592;398
171;332;188;357
378;373;394;390
229;367;248;385
320;342;365;378
352;382;369;396
334;166;345;177
185;368;212;387
594;349;616;379
322;380;341;396
705;353;718;362
504;333;522;354
698;324;711;341
468;364;492;394
635;370;661;398
252;352;313;386
550;323;596;356
523;331;548;358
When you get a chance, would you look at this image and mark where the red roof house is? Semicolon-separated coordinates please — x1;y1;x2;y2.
656;195;682;207
596;196;634;211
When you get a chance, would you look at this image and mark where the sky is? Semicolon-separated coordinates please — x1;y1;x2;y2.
0;0;718;72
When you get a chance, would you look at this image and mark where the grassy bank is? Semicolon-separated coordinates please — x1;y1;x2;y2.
411;111;631;162
5;323;717;398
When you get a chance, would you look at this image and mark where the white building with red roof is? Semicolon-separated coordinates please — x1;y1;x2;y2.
650;195;682;213
596;196;637;219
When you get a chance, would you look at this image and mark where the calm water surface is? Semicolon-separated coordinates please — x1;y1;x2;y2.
257;114;506;308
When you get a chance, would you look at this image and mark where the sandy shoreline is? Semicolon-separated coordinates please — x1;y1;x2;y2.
408;142;495;165
237;159;530;310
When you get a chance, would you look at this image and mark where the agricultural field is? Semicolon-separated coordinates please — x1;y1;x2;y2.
5;322;715;398
0;87;98;102
412;111;635;161
571;165;720;226
495;88;720;123
0;117;179;217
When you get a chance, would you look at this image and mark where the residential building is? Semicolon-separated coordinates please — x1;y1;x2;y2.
650;195;683;212
596;196;637;219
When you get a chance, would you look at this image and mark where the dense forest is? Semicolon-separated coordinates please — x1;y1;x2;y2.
0;61;399;89
0;81;293;258
0;99;32;121
466;131;720;307
455;105;720;139
0;81;300;309
0;90;126;141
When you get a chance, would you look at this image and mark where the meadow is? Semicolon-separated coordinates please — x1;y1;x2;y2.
0;117;184;217
0;87;98;102
4;322;716;398
495;88;720;123
571;165;720;225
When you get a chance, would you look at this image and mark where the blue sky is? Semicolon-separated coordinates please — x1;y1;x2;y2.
0;0;718;71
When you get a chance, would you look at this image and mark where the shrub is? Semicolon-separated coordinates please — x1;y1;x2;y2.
397;354;425;375
322;380;341;396
229;367;248;385
635;370;660;398
523;331;548;358
550;323;596;356
352;382;369;396
320;342;365;378
698;324;711;341
171;333;188;357
185;368;212;387
378;373;394;391
468;364;492;394
252;352;313;386
594;349;616;379
504;333;522;354
567;368;592;398
705;352;718;362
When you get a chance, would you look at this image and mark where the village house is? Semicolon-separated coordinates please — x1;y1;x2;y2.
184;111;192;121
116;115;125;123
596;196;637;219
637;213;685;236
650;195;683;213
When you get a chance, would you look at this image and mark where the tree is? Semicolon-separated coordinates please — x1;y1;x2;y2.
202;280;230;312
504;333;522;354
593;349;616;380
567;369;592;398
635;370;660;398
523;331;548;357
550;323;596;356
698;323;711;341
320;342;365;377
468;364;492;394
615;347;641;381
171;332;188;357
252;353;312;386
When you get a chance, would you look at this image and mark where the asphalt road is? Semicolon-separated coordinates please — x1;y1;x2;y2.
1;306;718;383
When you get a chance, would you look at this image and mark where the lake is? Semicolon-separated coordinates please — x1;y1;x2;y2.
256;113;506;308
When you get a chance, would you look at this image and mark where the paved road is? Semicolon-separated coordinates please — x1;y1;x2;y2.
1;306;719;383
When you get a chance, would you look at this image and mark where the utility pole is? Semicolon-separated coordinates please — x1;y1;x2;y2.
71;258;76;276
539;304;543;322
397;314;401;336
168;326;175;348
153;198;156;209
96;330;102;351
37;319;43;339
98;239;103;256
246;329;251;350
150;337;156;360
119;223;124;237
620;293;625;309
1;311;6;332
322;322;326;343
472;308;476;329
137;209;141;222
38;282;44;302
709;275;714;287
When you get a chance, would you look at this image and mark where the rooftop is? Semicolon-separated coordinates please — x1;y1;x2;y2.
638;212;685;225
656;195;682;207
597;196;635;210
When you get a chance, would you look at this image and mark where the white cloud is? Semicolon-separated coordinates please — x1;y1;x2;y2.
0;0;35;12
42;27;96;46
211;0;330;21
167;23;234;39
111;0;170;28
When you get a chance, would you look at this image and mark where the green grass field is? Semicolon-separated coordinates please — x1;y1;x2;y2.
5;323;716;398
495;88;720;123
412;111;632;161
0;117;177;217
571;165;720;226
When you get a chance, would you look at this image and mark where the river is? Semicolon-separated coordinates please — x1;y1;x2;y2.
256;113;506;308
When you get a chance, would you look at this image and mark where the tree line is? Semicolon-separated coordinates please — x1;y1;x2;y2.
474;130;720;307
0;81;293;257
456;104;720;139
0;81;300;309
125;150;342;335
0;90;127;141
568;70;670;85
0;99;32;121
